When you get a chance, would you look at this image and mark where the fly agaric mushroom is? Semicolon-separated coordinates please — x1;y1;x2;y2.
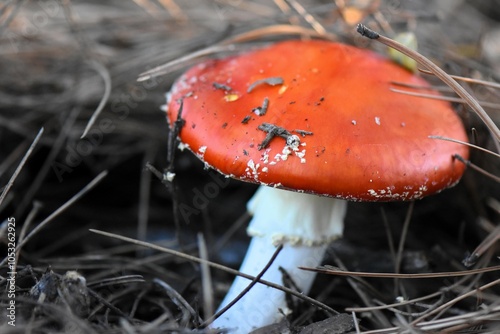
166;40;468;332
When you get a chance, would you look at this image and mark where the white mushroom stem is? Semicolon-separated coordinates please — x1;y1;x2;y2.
212;186;347;333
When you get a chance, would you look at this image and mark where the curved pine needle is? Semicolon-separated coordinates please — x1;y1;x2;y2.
356;24;500;142
0;170;108;267
137;44;239;82
0;128;44;207
453;154;500;182
89;228;336;314
419;68;500;90
137;24;336;82
299;264;500;278
390;87;500;110
220;24;336;45
81;60;112;139
429;135;500;159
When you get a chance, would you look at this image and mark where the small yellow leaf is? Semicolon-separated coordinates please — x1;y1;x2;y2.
224;94;239;102
388;32;418;72
342;6;365;26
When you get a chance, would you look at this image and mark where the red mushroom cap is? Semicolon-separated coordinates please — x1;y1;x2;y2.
167;40;469;201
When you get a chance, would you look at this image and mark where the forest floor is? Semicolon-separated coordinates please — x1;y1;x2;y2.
1;1;499;333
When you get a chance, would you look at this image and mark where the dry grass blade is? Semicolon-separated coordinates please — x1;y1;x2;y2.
221;24;336;44
0;128;44;208
89;228;336;314
356;24;500;142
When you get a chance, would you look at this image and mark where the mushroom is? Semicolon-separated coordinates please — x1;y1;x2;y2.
166;40;469;332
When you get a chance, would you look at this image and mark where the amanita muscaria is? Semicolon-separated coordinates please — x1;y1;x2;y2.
166;40;469;332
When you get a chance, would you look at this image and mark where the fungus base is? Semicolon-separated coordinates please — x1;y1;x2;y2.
212;187;347;332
